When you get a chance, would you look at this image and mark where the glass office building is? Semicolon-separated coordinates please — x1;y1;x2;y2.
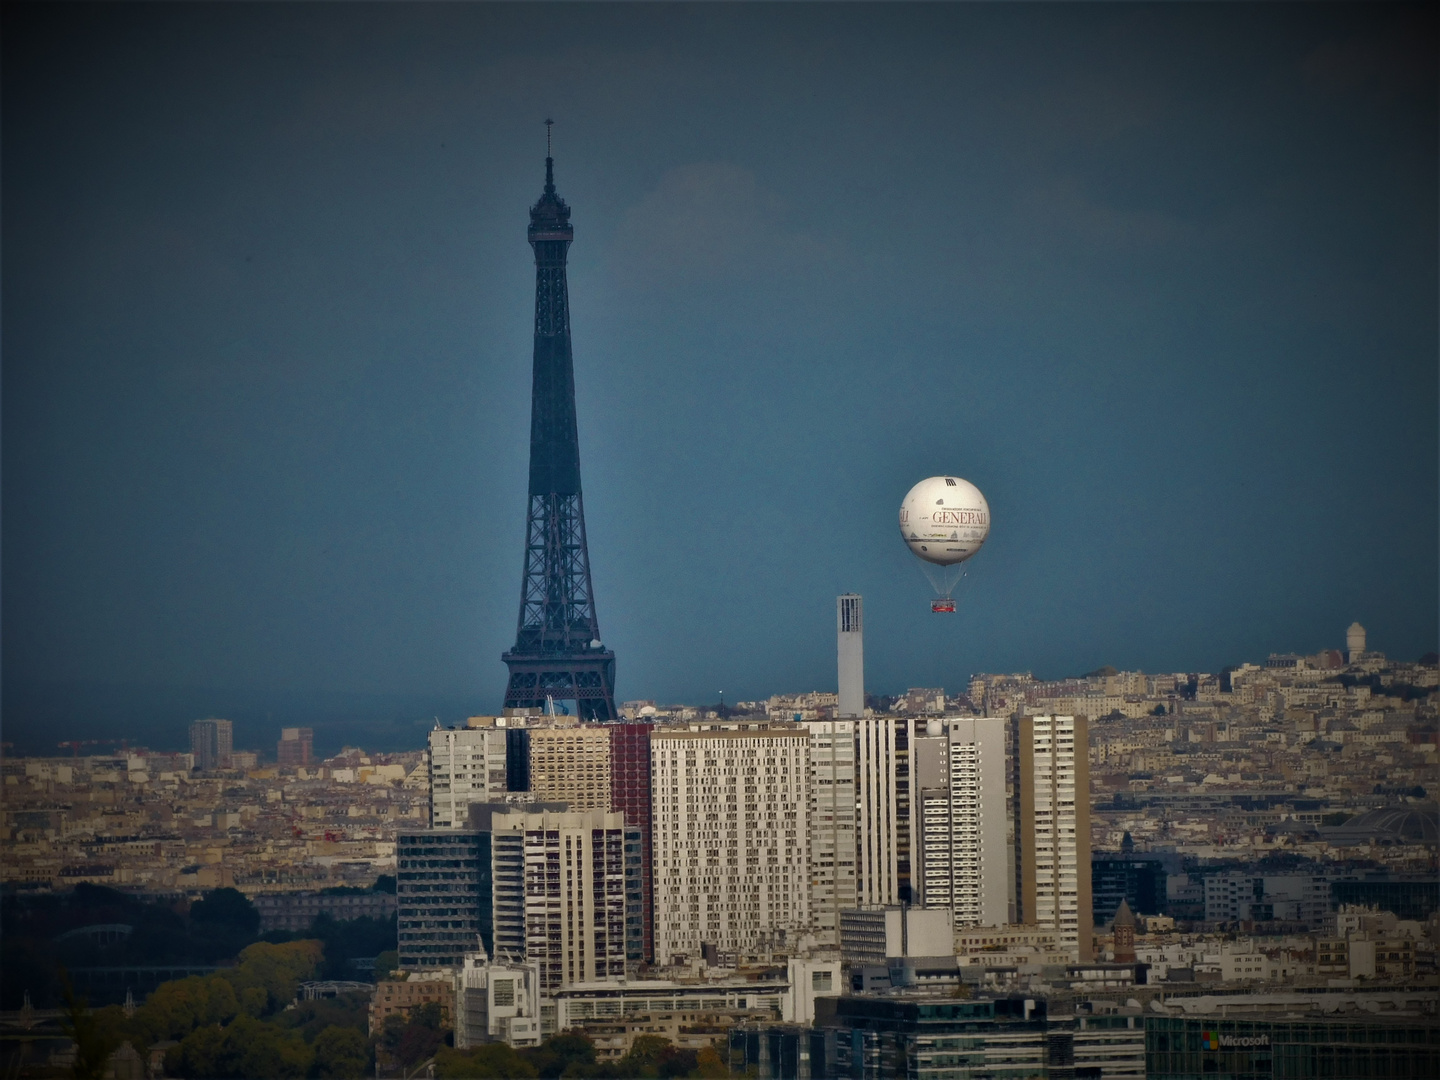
1146;1015;1439;1080
396;829;491;969
805;996;1145;1080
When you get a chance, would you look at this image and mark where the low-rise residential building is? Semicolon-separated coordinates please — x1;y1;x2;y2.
253;889;395;931
368;975;455;1034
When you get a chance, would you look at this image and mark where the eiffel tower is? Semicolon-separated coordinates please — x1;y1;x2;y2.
501;127;617;721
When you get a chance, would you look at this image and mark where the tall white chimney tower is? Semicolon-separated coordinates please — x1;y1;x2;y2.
838;594;864;718
1346;621;1366;663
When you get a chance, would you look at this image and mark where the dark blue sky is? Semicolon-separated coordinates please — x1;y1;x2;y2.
3;3;1436;748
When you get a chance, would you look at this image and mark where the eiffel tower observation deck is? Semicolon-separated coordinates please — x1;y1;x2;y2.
501;126;617;721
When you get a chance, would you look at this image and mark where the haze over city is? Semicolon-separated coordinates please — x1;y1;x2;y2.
3;3;1435;756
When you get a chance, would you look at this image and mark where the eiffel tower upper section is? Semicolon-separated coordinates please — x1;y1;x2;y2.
501;136;617;721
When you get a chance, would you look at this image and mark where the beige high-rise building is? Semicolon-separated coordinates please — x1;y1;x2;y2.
804;719;857;946
651;725;811;965
527;722;611;811
1015;714;1092;961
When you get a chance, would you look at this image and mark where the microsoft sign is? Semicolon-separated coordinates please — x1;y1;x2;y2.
1203;1031;1270;1050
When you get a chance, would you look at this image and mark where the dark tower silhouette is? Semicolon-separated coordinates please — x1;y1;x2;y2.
502;127;617;721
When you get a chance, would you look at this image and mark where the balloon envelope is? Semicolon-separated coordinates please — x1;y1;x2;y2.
899;476;990;567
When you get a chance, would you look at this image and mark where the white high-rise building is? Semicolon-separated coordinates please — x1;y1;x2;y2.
854;716;921;905
913;717;1009;928
837;594;864;718
479;804;633;991
804;719;857;946
651;725;811;965
429;722;510;828
1015;714;1092;961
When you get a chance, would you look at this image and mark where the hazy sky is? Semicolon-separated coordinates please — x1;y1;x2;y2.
4;3;1436;742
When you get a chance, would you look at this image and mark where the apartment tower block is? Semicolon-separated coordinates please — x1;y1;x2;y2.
526;723;612;811
854;716;920;905
651;726;811;965
1015;714;1092;961
609;723;655;963
428;723;510;829
914;717;1009;928
189;718;234;772
276;727;314;769
805;719;858;947
482;804;632;990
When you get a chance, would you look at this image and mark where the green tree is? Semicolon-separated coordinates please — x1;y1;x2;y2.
226;1016;313;1079
380;1002;448;1071
88;1003;144;1061
62;984;116;1080
184;888;266;962
373;950;400;978
527;1032;596;1079
312;1025;370;1079
134;974;239;1042
614;1035;669;1078
170;1016;313;1079
435;1043;539;1078
308;912;397;979
167;1023;227;1078
239;985;268;1017
693;1046;728;1079
657;1045;698;1078
224;939;323;1013
276;990;371;1043
190;888;261;936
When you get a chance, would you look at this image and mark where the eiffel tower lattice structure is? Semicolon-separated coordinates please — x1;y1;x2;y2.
501;132;617;721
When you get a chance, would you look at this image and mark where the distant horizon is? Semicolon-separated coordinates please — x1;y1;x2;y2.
4;616;1427;758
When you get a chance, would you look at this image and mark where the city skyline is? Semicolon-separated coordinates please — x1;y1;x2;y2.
3;4;1435;749
0;618;1421;759
4;593;1433;1068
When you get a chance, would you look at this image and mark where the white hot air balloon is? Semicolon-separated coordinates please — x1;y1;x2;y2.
899;476;991;612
